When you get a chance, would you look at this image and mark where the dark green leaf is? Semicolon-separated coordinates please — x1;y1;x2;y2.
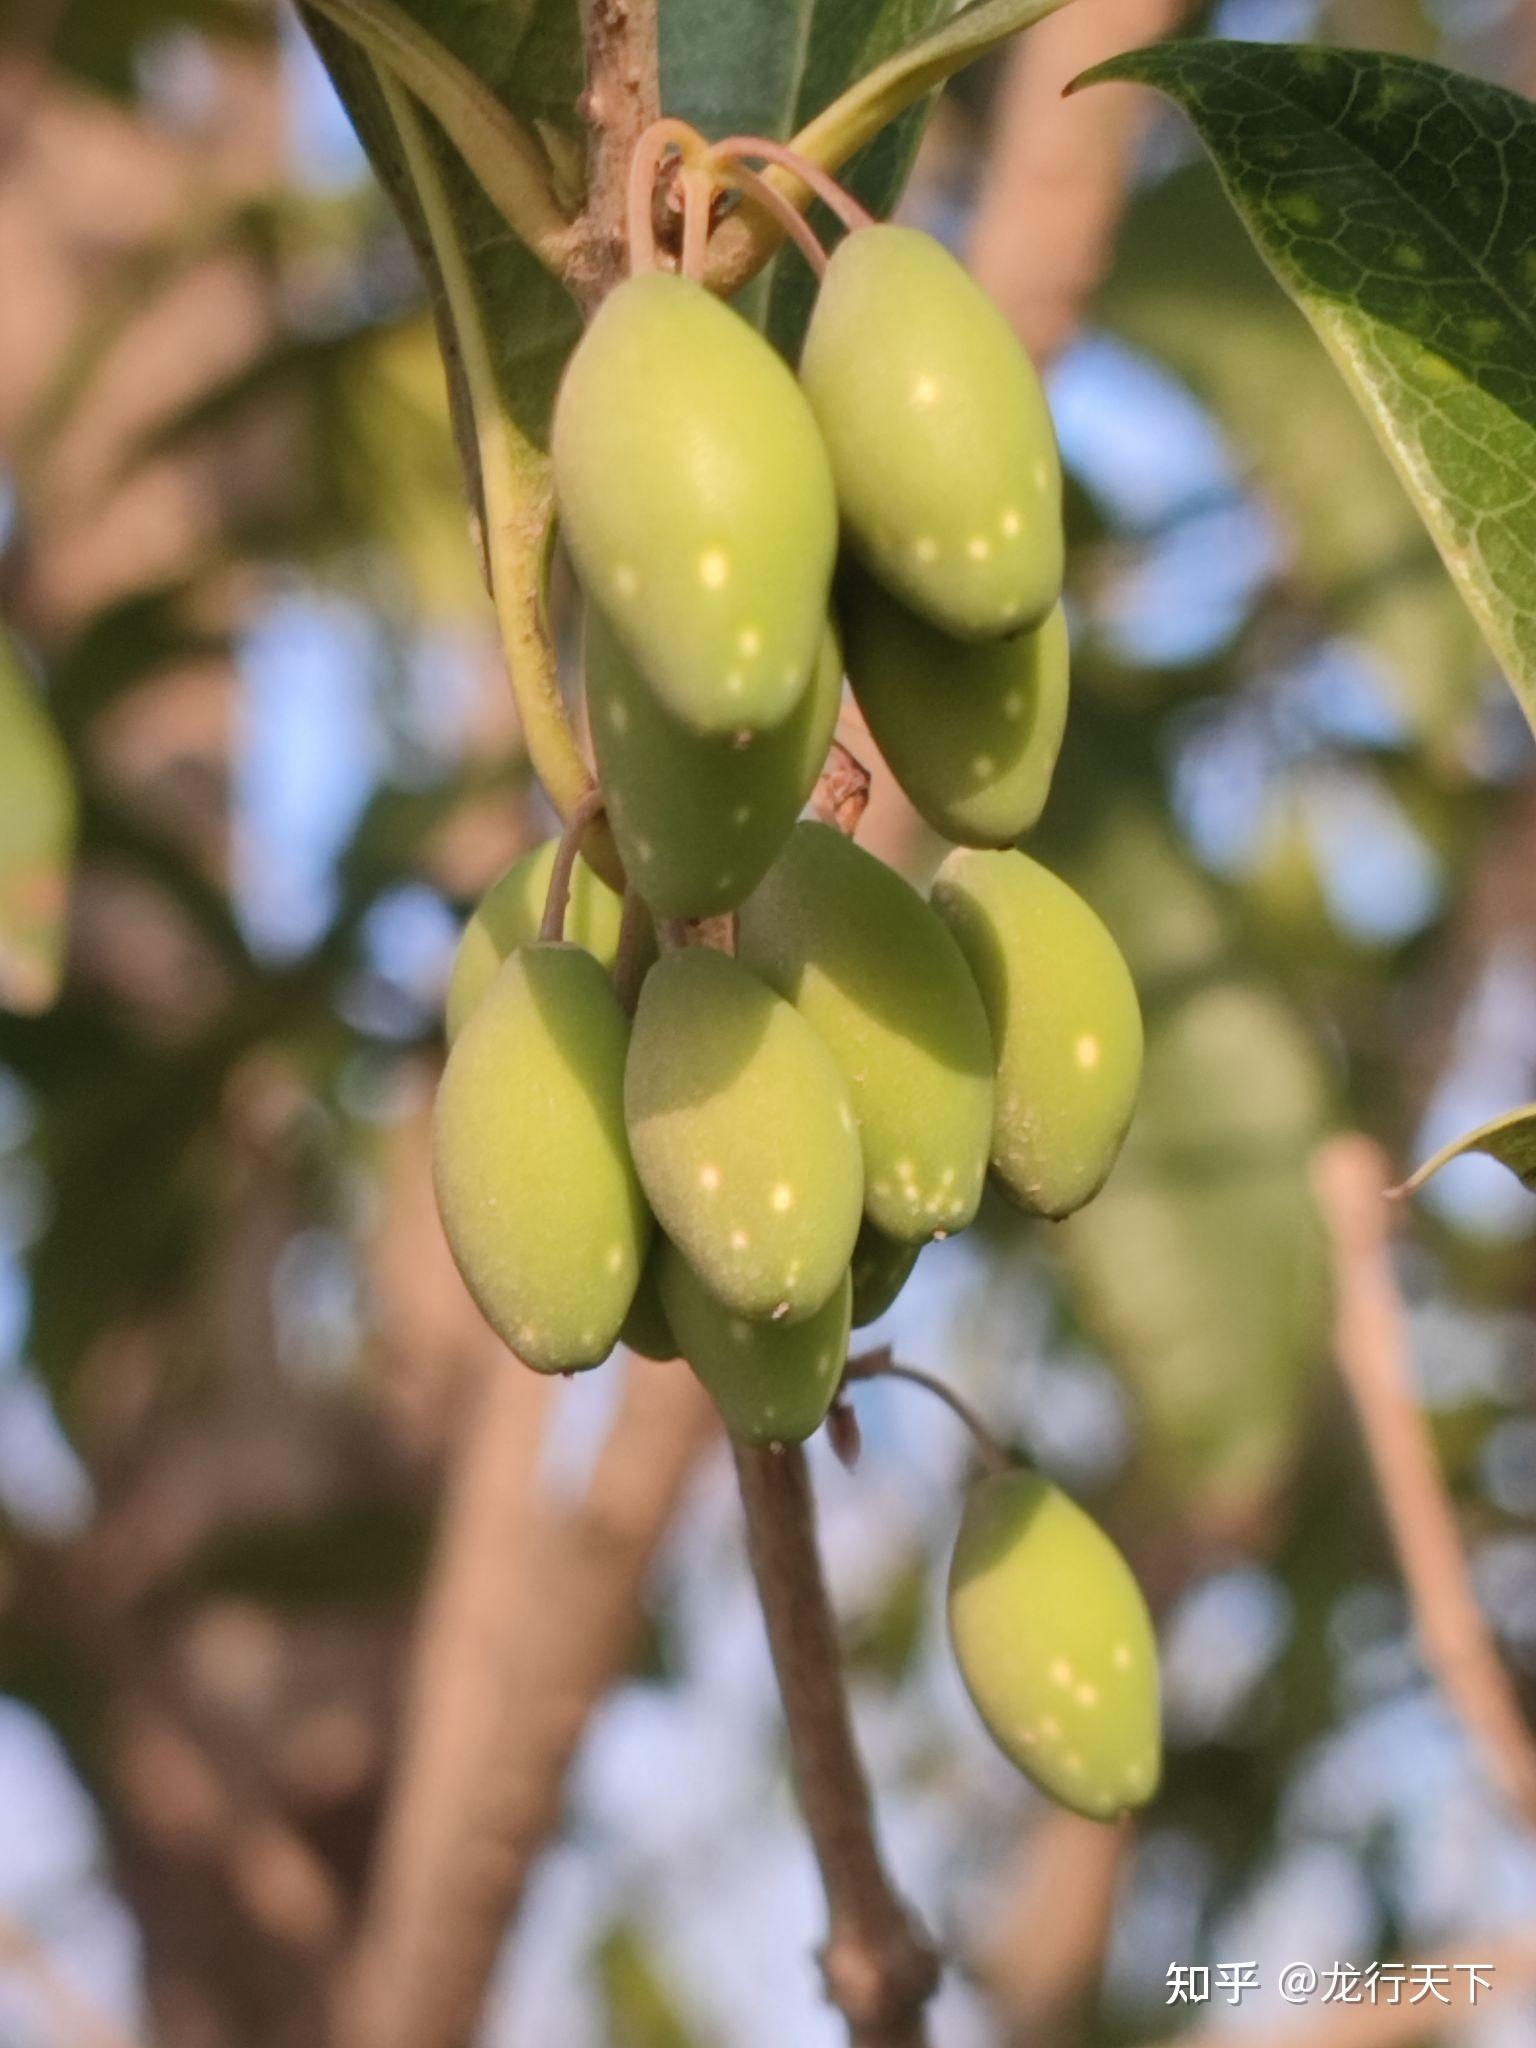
1082;41;1536;733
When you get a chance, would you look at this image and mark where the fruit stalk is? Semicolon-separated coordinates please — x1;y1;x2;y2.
842;1348;1013;1477
733;1440;941;2046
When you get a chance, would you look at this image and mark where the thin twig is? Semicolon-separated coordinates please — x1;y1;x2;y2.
733;1443;941;2046
704;135;875;234
1312;1134;1536;1834
842;1348;1013;1479
717;162;830;279
538;785;608;941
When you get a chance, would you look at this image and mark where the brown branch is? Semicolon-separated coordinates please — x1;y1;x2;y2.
1312;1134;1536;1833
968;0;1196;365
733;1443;941;2046
809;738;873;839
336;1357;716;2048
976;1809;1130;2048
570;0;661;307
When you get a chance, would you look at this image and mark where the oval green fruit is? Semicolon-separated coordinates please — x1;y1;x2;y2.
801;226;1062;640
659;1240;849;1446
433;942;650;1371
445;840;632;1042
620;1243;676;1362
553;273;837;736
842;575;1070;847
625;949;862;1322
850;1220;920;1328
931;849;1142;1219
587;608;842;919
948;1469;1160;1820
738;822;993;1243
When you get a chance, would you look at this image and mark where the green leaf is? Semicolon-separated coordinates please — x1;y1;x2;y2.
593;1922;704;2048
0;630;76;1015
302;1;582;464
1101;163;1488;753
1394;1104;1536;1199
1080;41;1536;735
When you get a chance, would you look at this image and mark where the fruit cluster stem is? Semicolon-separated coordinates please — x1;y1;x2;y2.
732;1441;941;2046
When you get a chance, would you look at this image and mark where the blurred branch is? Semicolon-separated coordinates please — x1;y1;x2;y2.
1313;1134;1536;1833
968;0;1194;364
337;1357;715;2048
975;1809;1129;2047
733;1443;941;2048
1143;1927;1536;2048
0;1908;144;2048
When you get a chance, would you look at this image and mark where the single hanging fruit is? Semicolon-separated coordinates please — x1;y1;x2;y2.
850;1220;921;1328
841;574;1070;847
738;822;993;1243
800;225;1063;640
931;849;1142;1219
658;1240;850;1446
586;608;842;920
434;943;650;1372
625;949;863;1323
948;1469;1161;1821
445;839;635;1042
553;274;837;737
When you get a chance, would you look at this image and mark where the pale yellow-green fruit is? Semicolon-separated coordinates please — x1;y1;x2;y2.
445;841;630;1042
738;822;993;1243
841;576;1070;847
931;849;1142;1219
586;608;842;919
801;226;1062;640
658;1241;849;1446
625;949;863;1323
850;1221;920;1328
553;273;837;736
433;943;650;1372
948;1469;1161;1821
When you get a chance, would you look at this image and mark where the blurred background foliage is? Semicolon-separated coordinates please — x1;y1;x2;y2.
3;0;1536;2044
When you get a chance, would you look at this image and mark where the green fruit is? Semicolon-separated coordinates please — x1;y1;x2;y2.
433;943;650;1372
738;822;993;1243
625;949;863;1322
553;274;837;737
658;1241;849;1446
842;576;1069;847
800;226;1062;640
947;1469;1160;1820
587;608;842;920
850;1221;920;1328
931;849;1142;1219
620;1244;676;1361
445;840;632;1042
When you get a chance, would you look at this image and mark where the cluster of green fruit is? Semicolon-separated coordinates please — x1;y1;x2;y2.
432;221;1158;1821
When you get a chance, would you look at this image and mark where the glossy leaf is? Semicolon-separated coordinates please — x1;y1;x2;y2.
1083;42;1536;732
